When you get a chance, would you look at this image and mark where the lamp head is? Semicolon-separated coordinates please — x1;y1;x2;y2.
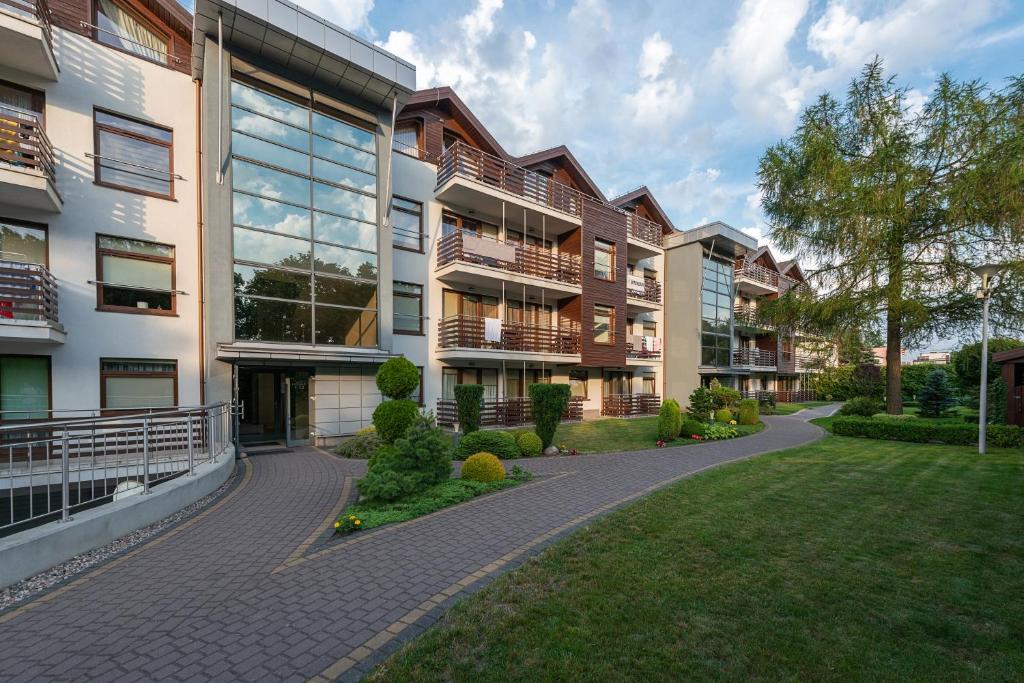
972;262;1004;290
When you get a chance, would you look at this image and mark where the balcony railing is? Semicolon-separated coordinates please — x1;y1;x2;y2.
733;304;773;330
734;261;779;290
436;396;583;429
733;348;776;368
437;230;582;285
0;260;58;324
778;351;820;373
626;213;663;248
741;390;817;403
627;276;662;304
0;0;54;51
601;393;660;418
437;140;586;218
626;335;661;360
438;315;581;355
0;106;56;185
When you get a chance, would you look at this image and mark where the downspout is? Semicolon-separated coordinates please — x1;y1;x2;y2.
195;78;206;404
215;12;224;185
383;90;398;224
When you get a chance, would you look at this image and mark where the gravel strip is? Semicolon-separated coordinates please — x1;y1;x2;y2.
0;463;240;611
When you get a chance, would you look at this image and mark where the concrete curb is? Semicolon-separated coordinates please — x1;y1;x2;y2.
0;448;236;589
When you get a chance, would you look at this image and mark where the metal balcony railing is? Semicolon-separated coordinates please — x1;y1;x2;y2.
732;348;777;368
436;396;583;428
437;315;581;354
601;393;660;417
0;105;56;186
1;404;231;533
734;261;779;290
437;230;582;285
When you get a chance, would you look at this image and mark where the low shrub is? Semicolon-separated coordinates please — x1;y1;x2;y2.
461;452;506;482
838;396;883;418
372;399;420;444
703;422;739;440
714;408;734;423
456;430;519;460
665;398;683;436
686;386;715;422
515;431;543;457
357;414;453;502
658;399;682;440
709;381;742;410
759;394;777;415
918;369;955;417
530;383;571;448
336;430;379;459
736;399;759;425
680;418;706;438
453;384;484;434
376;357;421;400
831;416;1024;448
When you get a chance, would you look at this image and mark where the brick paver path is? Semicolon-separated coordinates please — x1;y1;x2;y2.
1;406;837;681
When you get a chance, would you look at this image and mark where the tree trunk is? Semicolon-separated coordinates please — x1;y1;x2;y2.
885;312;903;414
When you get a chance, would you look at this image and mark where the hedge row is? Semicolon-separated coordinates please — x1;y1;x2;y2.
831;416;1024;448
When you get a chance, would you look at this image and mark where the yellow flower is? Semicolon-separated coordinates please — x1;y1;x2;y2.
333;521;341;529
354;520;361;526
349;515;356;520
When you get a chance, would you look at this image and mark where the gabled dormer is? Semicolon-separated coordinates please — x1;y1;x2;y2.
397;87;506;161
515;146;606;201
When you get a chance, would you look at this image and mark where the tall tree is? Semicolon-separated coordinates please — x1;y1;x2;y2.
758;59;1024;414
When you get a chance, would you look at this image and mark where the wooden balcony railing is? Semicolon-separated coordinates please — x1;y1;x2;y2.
733;304;773;330
0;106;56;185
601;393;660;418
0;260;58;324
0;0;54;52
437;140;586;218
777;351;819;373
437;315;581;354
741;389;817;403
626;336;661;360
627;276;662;304
437;230;582;285
732;348;776;368
626;213;663;248
734;261;779;290
436;396;583;428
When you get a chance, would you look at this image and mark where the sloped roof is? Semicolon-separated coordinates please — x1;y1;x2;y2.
514;145;607;201
402;87;506;159
744;245;782;272
609;185;676;233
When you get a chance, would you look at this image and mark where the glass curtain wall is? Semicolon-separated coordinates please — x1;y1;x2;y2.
701;257;733;366
230;71;379;347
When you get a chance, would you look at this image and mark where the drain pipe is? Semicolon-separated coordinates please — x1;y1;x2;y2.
215;11;224;185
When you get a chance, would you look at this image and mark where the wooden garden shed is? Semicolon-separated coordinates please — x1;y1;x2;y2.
992;347;1024;426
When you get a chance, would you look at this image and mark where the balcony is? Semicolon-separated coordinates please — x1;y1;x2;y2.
0;260;64;343
0;107;61;212
437;315;581;360
436;140;583;231
732;348;776;370
436;230;582;294
601;393;660;418
626;335;661;363
733;304;773;331
778;351;821;374
734;261;778;295
741;389;817;403
625;213;663;256
436;396;583;429
0;0;57;80
626;275;662;308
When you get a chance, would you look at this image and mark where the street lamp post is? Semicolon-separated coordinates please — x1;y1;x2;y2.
973;263;1003;455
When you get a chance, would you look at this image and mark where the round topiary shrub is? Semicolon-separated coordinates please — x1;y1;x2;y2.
714;408;733;423
681;418;706;438
516;431;543;457
456;430;519;460
461;452;506;482
372;399;420;443
375;357;420;400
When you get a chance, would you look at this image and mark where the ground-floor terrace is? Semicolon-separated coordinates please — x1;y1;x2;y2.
699;367;819;403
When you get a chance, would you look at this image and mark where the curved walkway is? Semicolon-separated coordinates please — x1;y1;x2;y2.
0;406;837;682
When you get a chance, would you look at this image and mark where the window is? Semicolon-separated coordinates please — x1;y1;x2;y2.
569;369;588;399
505;369;551;398
0;355;50;420
643;374;656;395
594;239;615;280
0;220;47;266
442;367;497;400
94;109;173;198
95;0;170;64
96;235;175;314
593;304;614;344
100;358;177;411
230;71;379;347
701;257;734;366
392;196;422;252
394;281;423;335
393;122;420;157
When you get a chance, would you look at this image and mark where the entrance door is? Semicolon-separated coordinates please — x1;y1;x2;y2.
236;367;311;446
285;373;310;446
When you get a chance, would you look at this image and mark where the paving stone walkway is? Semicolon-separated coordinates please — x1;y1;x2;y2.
0;405;837;682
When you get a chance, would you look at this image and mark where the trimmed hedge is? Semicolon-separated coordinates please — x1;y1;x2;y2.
376;357;420;400
529;383;571;448
831;416;1024;448
516;431;543;457
453;384;484;433
680;418;707;438
372;399;419;444
838;396;883;417
658;399;682;440
456;430;519;460
714;408;733;423
736;399;759;426
336;430;379;459
461;452;506;482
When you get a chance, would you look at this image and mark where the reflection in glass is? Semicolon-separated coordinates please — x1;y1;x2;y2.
233;227;310;269
234;264;312;301
232;159;310;207
231;106;308;150
233;192;310;237
313;112;374;151
231;81;308;128
235;296;312;343
314;307;376;347
312;157;376;193
312;135;377;172
314;276;377;308
0;223;47;265
232;132;309;175
314;212;376;251
313;183;376;221
314;243;377;279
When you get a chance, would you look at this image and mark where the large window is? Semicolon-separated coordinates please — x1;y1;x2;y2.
0;220;47;266
94;109;173;198
569;368;588;399
230;71;379;347
95;0;170;64
0;355;49;420
701;257;733;366
96;235;175;314
100;358;177;411
392;196;422;252
595;239;615;281
594;303;615;344
393;281;423;335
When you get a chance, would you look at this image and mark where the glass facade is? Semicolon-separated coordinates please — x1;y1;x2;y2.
230;75;379;347
701;257;733;366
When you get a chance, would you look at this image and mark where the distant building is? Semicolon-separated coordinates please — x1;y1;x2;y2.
912;351;952;365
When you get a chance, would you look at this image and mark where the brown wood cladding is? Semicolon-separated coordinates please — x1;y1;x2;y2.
580;197;627;367
50;0;191;74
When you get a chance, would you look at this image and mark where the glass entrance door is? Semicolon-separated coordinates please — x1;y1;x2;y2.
285;372;310;446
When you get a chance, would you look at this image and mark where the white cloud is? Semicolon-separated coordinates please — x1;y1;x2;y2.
969;21;1024;48
638;32;672;80
625;33;694;134
297;0;375;36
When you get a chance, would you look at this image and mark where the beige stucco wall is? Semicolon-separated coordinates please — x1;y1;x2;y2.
663;240;702;404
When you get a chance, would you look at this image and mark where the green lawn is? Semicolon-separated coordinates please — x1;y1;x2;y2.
513;417;763;454
367;436;1024;681
774;400;833;415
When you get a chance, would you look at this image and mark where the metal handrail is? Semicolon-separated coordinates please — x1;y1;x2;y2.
84;153;185;180
80;21;182;64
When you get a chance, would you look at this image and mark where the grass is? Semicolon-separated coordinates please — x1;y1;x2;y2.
812;404;980;432
337;476;525;531
367;436;1024;682
773;400;832;415
512;416;764;454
